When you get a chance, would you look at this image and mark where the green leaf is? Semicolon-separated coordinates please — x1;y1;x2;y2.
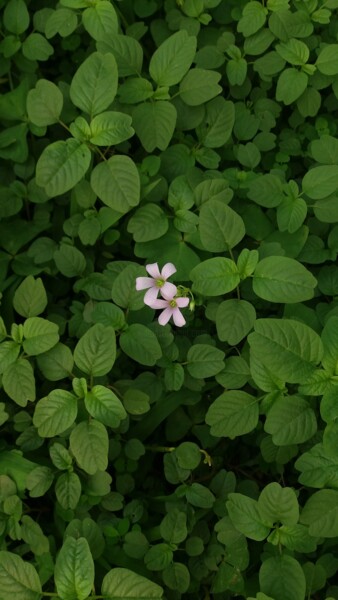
54;537;94;600
179;69;222;106
149;30;197;86
132;101;177;152
85;385;127;428
22;34;53;61
21;515;49;556
316;44;338;75
0;551;42;600
37;342;74;381
248;319;323;384
185;483;215;508
258;483;299;526
236;141;261;169
82;1;118;41
55;472;81;510
101;567;163;599
70;51;118;116
120;324;162;366
2;359;36;407
310;135;338;164
190;257;240;296
127;204;169;242
26;466;54;498
3;0;29;34
276;68;308;105
13;276;47;317
27;79;63;126
0;342;21;374
321;316;338;373
36;139;91;197
22;317;59;356
70;420;108;474
160;509;187;544
111;264;145;310
164;363;184;391
295;442;338;489
54;243;86;277
253;256;317;303
276;39;309;65
206;390;259;438
187;344;225;378
89;111;134;146
265;395;317;445
33;389;77;437
199;199;245;251
301;490;338;537
259;555;306;600
74;323;116;377
302;165;338;199
45;8;78;38
227;493;271;541
91;155;140;213
237;1;266;36
277;196;307;233
216;299;256;345
163;563;190;594
97;34;143;77
200;98;235;148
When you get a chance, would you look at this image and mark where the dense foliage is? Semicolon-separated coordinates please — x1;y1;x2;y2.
2;0;338;598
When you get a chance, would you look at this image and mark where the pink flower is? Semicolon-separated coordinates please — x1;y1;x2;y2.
151;289;190;327
136;262;177;306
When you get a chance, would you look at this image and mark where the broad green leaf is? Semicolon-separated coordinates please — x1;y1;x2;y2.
259;555;306;600
91;155;140;213
316;44;338;75
164;363;184;391
120;324;162;366
253;256;317;303
26;466;54;498
0;551;42;600
127;204;169;242
236;141;261;169
265;395;317;445
118;77;154;104
82;1;118;41
200;98;235;148
27;79;63;126
37;342;74;381
55;472;81;510
276;38;309;65
277;196;307;233
160;509;187;544
163;563;190;594
302;165;338;199
179;69;222;106
227;493;271;541
111;264;145;310
216;299;256;345
22;33;53;61
295;443;338;489
322;316;338;374
258;483;299;526
2;359;36;407
70;51;118;116
89;111;134;146
70;420;109;474
187;344;225;378
0;341;21;374
3;0;29;34
248;319;323;384
149;30;197;86
237;1;266;36
13;276;47;317
54;537;94;600
276;68;308;105
206;390;259;438
199;200;245;251
101;567;163;599
45;8;78;38
301;490;338;537
310;135;338;164
21;515;49;556
97;34;143;76
133;101;177;152
185;483;215;508
194;178;233;207
54;243;86;277
22;317;59;356
33;389;77;437
190;257;240;296
36;139;91;197
85;385;127;428
74;323;116;376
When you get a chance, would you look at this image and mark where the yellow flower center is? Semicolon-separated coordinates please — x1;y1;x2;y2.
156;278;165;287
169;299;177;308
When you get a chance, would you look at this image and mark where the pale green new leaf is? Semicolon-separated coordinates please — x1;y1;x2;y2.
36;138;91;197
0;551;42;600
149;30;197;86
264;395;317;445
70;51;118;116
206;391;259;438
2;359;36;407
70;420;109;474
91;155;140;213
85;385;127;428
259;555;306;600
13;275;47;317
33;389;77;437
190;257;240;296
27;79;63;126
74;323;116;376
55;537;94;600
22;317;59;356
132;101;177;152
101;567;163;599
199;199;245;251
253;256;317;303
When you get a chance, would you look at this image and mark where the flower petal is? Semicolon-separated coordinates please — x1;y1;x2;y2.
144;286;160;306
158;308;173;326
145;262;161;279
161;282;177;299
161;262;177;280
175;297;190;308
136;277;155;291
172;308;186;327
150;299;168;309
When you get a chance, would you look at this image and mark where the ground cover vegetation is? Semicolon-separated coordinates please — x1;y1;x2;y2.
2;0;338;598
